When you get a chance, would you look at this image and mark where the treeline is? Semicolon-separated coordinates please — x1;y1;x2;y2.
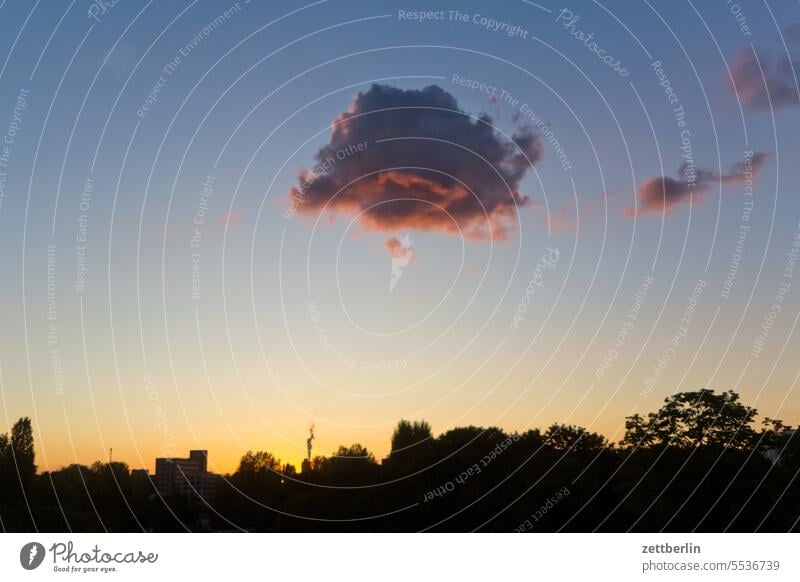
2;389;799;532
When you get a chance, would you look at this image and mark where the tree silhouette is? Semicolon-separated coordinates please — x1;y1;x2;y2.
758;418;800;465
11;417;36;474
317;444;378;484
391;419;433;453
334;443;375;460
386;419;434;475
231;450;287;501
0;430;12;500
544;424;607;453
237;450;282;475
622;389;758;449
0;417;36;496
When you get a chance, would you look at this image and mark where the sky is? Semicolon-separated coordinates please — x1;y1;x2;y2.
0;0;799;474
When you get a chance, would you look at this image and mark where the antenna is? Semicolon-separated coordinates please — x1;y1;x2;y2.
306;424;315;462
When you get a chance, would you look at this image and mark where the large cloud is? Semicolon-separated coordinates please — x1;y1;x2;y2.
287;84;543;239
726;29;800;110
624;153;767;217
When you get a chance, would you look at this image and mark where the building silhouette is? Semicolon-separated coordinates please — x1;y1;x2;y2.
153;450;220;500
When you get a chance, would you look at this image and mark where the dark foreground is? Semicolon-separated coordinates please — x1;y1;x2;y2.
1;389;798;532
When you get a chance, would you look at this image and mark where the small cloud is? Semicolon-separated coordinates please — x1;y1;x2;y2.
624;153;767;217
384;235;402;256
547;207;573;232
219;211;240;226
726;27;800;110
384;234;415;259
386;233;415;292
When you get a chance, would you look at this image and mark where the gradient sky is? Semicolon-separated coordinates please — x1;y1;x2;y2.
1;0;799;474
